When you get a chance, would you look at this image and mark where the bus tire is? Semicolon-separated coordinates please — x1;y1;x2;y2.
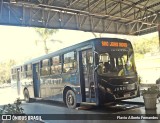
65;90;79;109
23;89;30;103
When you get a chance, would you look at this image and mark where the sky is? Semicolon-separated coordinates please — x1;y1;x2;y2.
0;25;158;64
0;26;38;62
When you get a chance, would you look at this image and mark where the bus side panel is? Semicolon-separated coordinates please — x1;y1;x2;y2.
11;79;20;99
21;78;34;98
40;75;63;101
11;67;34;99
39;72;80;102
11;68;23;99
62;72;81;102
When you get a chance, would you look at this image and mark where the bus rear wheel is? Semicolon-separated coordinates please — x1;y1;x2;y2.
65;90;79;109
23;89;30;103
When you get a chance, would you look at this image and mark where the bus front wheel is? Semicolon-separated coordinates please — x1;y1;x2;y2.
23;89;30;103
65;90;79;109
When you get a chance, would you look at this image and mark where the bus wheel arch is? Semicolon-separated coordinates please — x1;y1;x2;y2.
63;86;72;104
63;86;79;109
23;88;30;103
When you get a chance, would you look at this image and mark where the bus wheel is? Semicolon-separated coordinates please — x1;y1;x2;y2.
24;89;30;103
66;90;78;109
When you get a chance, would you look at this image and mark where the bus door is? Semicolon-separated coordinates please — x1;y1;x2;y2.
32;63;40;97
17;68;21;96
79;49;96;103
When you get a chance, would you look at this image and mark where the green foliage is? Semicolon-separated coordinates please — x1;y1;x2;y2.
134;53;144;59
0;59;16;84
142;85;160;95
0;98;24;114
35;28;57;39
35;28;58;54
132;34;159;59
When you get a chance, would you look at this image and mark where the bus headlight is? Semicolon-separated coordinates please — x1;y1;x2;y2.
127;83;135;90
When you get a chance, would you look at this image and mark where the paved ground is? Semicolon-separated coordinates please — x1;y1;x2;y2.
20;100;160;123
0;87;160;123
0;87;18;105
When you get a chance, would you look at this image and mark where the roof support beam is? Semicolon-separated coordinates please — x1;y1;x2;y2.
36;3;157;26
0;2;129;34
112;0;154;14
0;1;159;35
67;0;79;7
124;2;160;23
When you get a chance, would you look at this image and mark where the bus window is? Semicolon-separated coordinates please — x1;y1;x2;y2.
63;51;77;73
52;56;60;64
82;49;93;74
41;59;50;76
21;65;27;78
87;50;93;74
51;56;62;74
26;64;32;77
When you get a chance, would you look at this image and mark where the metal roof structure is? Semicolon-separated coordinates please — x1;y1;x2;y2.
0;0;160;35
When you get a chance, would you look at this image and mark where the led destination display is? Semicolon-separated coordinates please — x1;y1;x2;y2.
101;41;128;48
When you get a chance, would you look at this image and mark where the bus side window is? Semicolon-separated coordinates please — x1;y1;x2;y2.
63;51;77;73
82;49;93;74
87;49;93;73
26;64;32;77
20;66;23;79
41;59;50;76
82;51;87;73
11;68;17;81
51;56;62;74
22;65;27;78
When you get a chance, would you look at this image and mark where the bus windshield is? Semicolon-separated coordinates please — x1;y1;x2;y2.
97;50;136;76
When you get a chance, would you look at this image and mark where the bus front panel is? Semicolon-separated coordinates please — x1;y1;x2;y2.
94;39;139;103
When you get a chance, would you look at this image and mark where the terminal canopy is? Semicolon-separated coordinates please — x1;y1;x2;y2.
0;0;160;35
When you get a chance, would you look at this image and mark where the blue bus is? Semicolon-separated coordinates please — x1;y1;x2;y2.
11;38;140;108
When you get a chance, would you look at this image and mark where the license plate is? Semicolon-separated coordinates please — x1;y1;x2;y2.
127;84;135;90
124;93;130;98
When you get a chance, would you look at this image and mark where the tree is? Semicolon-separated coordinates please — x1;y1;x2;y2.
35;28;59;54
0;59;16;84
132;34;159;59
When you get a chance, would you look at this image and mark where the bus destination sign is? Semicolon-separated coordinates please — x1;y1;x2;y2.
101;41;127;48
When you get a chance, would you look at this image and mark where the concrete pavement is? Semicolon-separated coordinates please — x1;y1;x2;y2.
20;97;160;123
1;87;160;123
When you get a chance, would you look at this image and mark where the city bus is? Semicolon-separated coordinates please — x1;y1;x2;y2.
11;38;140;108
